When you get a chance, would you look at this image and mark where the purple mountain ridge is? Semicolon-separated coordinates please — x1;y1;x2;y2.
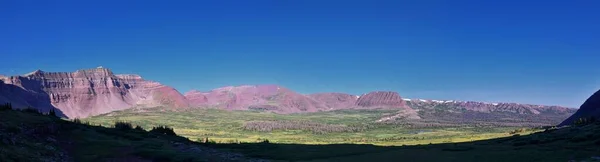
0;68;578;123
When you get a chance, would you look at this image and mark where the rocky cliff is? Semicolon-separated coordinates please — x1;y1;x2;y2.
0;67;188;118
559;89;600;126
355;91;409;108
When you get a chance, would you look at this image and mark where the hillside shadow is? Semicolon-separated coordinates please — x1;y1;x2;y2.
204;128;600;162
0;80;66;118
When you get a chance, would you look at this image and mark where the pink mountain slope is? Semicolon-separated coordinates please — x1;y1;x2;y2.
186;88;420;118
355;91;420;119
355;91;409;108
307;93;358;110
0;67;188;118
184;85;329;113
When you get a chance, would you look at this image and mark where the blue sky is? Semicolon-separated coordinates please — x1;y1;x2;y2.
1;0;599;107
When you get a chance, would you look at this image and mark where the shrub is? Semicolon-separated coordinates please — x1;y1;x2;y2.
442;146;474;151
528;139;540;145
509;128;526;135
257;138;269;144
6;125;22;134
72;118;83;124
48;108;57;117
134;125;145;131
149;126;176;136
512;141;527;146
0;103;12;110
574;117;596;126
22;107;40;114
114;121;133;131
570;133;592;143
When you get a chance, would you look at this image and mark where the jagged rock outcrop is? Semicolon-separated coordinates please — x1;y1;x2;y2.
559;89;600;126
355;91;408;108
353;91;420;120
307;93;358;110
0;67;188;118
184;85;329;113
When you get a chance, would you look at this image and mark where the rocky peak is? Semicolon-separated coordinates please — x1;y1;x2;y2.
73;67;114;77
115;74;143;80
22;67;115;79
356;91;407;108
0;68;189;118
23;69;44;76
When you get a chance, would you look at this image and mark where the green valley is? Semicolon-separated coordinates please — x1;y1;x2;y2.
83;107;540;145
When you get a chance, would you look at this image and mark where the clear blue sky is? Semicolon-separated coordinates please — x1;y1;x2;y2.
1;0;599;107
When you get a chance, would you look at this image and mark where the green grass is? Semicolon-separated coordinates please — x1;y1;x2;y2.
209;122;600;162
2;106;600;162
84;108;535;145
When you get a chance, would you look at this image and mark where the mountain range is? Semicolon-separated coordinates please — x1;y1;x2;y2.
0;67;582;126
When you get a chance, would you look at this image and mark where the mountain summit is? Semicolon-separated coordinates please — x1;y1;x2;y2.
0;68;188;118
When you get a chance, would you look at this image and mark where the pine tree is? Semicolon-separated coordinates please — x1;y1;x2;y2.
49;108;56;117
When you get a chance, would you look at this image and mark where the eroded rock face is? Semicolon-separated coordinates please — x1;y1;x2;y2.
355;91;408;108
308;93;358;110
0;68;188;118
184;85;329;113
559;89;600;126
184;90;209;106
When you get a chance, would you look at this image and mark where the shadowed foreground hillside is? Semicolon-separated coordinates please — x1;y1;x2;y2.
1;104;600;162
0;105;265;162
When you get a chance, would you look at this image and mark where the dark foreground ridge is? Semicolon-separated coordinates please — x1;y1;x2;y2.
0;104;265;162
1;103;599;162
560;89;600;126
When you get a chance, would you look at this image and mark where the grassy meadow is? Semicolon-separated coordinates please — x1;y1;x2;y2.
3;105;600;162
83;107;538;146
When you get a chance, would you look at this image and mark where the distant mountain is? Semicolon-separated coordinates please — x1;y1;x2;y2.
307;93;358;110
559;89;600;126
185;87;418;113
0;67;577;123
375;98;576;127
0;67;188;118
184;85;329;113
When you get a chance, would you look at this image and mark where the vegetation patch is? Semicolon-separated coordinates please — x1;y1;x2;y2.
243;120;369;134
